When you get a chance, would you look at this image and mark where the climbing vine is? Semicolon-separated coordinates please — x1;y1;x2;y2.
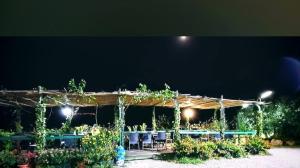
174;96;181;141
152;107;157;131
134;83;175;104
35;97;47;152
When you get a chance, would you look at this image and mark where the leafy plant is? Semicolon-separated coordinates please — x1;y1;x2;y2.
35;97;47;152
152;108;157;131
190;119;221;131
127;126;132;132
134;83;175;104
132;125;138;132
215;140;246;158
0;150;16;168
236;107;256;131
139;123;147;132
156;114;172;130
245;137;267;155
81;127;118;166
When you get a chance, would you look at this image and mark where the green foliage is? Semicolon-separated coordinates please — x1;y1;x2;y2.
174;99;181;141
132;125;138;132
245;137;267;155
190;119;221;131
37;149;81;167
236;107;256;131
174;137;198;157
0;150;16;168
35;97;47;152
176;157;203;164
174;137;247;162
215;140;246;158
139;123;147;131
68;78;86;95
0;130;14;150
152;108;157;131
134;83;175;104
156;114;172;130
263;99;298;139
127;126;132;132
81;127;118;166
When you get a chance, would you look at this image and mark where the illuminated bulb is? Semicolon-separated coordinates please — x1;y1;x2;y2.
242;103;250;109
61;106;73;118
183;108;195;119
260;90;273;99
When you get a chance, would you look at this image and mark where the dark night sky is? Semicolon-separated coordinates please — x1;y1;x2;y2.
0;37;300;130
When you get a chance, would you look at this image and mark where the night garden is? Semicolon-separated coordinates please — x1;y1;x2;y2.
1;37;300;168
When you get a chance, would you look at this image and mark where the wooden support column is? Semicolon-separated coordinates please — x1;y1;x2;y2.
255;104;263;137
219;95;226;138
118;90;125;147
173;91;181;141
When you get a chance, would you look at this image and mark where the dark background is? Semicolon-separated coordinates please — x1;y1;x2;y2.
1;1;300;36
0;37;300;130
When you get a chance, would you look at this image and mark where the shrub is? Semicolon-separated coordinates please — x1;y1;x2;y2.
245;137;267;155
215;140;246;158
0;150;17;168
195;141;217;160
174;137;197;157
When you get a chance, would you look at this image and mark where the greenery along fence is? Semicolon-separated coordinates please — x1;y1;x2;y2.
0;126;119;168
159;136;269;164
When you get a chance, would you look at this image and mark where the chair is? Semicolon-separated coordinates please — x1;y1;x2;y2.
142;133;153;149
128;132;139;150
213;133;221;141
155;131;166;150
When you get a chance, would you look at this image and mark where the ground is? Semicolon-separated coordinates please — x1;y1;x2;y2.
123;147;300;168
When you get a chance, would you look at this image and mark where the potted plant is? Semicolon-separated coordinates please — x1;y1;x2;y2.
132;125;138;132
139;123;147;132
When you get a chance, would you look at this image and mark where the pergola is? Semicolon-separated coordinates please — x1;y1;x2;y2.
0;89;263;146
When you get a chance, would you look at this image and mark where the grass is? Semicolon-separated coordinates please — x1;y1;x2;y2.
176;157;203;164
157;153;203;164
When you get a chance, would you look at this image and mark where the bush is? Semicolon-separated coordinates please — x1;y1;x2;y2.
0;150;17;168
245;137;267;155
215;140;246;158
174;137;197;157
195;141;217;160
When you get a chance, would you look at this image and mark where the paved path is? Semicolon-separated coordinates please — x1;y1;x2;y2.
124;147;300;168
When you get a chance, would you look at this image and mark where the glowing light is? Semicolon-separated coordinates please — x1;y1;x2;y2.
61;106;73;118
260;90;273;99
178;36;189;42
183;108;195;119
242;103;250;108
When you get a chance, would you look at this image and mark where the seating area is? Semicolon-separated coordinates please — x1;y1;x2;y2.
125;130;256;150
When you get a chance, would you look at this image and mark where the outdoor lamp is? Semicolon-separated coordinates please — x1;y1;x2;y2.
259;90;273;100
183;108;194;119
242;103;250;109
183;108;195;130
61;106;73;118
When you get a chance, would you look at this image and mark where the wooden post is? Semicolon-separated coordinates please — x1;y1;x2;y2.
219;95;226;139
118;89;125;147
255;104;263;137
173;91;181;141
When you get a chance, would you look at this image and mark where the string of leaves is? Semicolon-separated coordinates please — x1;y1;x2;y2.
134;83;175;104
35;97;47;152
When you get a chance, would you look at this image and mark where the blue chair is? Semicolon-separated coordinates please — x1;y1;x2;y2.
225;134;234;139
213;133;222;141
142;133;153;149
155;131;166;150
128;132;139;150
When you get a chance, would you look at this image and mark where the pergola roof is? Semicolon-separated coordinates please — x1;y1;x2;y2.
0;90;261;109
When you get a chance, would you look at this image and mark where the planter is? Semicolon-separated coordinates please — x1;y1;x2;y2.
17;164;29;168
